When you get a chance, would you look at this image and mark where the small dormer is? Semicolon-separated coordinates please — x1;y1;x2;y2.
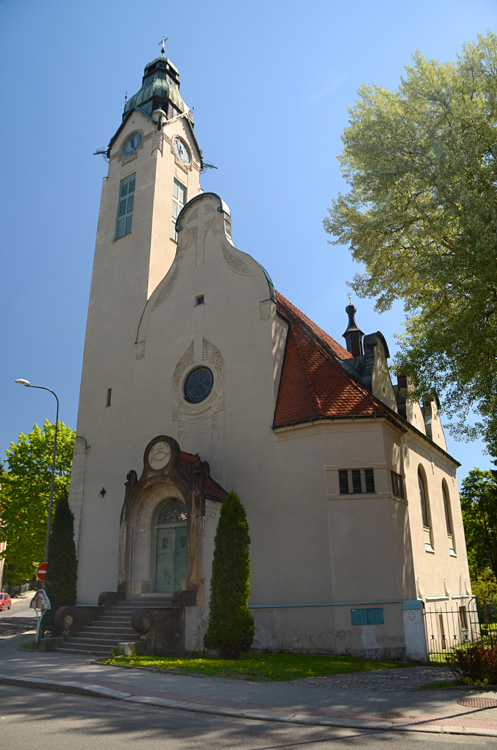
340;304;398;412
422;394;447;450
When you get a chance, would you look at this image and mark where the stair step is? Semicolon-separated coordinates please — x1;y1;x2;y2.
57;646;114;656
78;626;137;634
72;634;138;644
56;598;165;656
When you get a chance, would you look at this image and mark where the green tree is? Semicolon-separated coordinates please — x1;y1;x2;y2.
0;420;75;585
324;32;497;456
44;494;78;635
471;569;497;603
460;469;497;582
204;491;254;659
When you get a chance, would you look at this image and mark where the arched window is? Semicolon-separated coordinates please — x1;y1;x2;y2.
418;469;430;528
157;498;187;524
442;482;453;536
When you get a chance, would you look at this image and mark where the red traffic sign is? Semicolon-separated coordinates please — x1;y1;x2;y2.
36;562;48;581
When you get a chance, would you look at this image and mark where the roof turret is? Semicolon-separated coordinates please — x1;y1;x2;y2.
123;56;192;123
343;299;364;357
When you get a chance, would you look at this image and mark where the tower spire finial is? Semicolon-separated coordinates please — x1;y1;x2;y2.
343;298;364;357
159;36;169;57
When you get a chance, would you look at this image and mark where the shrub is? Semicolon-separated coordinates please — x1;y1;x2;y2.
204;491;254;659
447;644;497;685
44;494;78;636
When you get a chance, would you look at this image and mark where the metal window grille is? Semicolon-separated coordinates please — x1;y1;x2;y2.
339;469;375;495
339;470;349;494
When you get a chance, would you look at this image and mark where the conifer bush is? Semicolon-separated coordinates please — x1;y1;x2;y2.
44;494;78;636
204;491;254;659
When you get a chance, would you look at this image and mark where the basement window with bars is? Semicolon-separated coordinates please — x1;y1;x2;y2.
339;469;375;495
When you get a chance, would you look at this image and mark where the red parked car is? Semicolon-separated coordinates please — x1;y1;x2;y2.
0;593;11;611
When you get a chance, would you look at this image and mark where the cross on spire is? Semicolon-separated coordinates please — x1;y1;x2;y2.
159;36;169;57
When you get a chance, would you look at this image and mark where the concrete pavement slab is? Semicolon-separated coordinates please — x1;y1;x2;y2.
1;632;497;737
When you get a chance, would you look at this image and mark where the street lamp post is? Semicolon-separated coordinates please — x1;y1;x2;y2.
15;379;60;563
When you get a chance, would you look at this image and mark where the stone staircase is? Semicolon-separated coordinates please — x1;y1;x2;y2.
56;598;171;657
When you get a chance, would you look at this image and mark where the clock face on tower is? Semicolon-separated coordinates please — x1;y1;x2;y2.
173;136;191;165
121;132;143;158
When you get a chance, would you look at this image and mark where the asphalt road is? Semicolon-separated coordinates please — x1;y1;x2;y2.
0;591;36;638
1;685;496;750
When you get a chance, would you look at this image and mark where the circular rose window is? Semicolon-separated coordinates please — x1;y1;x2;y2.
184;366;214;404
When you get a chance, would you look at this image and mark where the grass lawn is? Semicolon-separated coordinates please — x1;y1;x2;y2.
102;652;418;681
19;641;40;650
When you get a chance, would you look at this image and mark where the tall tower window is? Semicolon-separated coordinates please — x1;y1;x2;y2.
418;469;430;528
171;179;187;241
115;174;136;239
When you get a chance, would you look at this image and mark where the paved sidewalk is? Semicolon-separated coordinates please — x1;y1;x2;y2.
1;633;497;737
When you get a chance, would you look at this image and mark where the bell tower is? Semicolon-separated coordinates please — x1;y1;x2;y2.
70;53;203;573
94;50;203;301
80;49;203;382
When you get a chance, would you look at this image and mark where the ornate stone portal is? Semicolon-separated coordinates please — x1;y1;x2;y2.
118;435;219;601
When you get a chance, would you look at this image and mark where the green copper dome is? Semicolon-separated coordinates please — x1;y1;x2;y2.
123;56;191;121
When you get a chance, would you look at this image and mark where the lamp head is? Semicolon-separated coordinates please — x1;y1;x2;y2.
15;379;31;387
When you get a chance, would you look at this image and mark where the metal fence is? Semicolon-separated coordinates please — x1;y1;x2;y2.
424;598;497;663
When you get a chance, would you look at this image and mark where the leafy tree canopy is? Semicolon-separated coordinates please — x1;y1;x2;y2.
460;469;497;582
324;32;497;455
1;420;75;584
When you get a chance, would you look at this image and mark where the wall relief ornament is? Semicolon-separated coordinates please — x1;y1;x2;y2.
203;217;216;242
135;262;181;358
173;341;195;390
211;413;218;446
152;131;164;155
151;262;180;311
202;338;225;375
221;244;249;275
259;300;272;321
172;338;225;428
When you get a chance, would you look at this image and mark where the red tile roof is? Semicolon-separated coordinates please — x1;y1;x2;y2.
274;292;387;427
179;451;228;501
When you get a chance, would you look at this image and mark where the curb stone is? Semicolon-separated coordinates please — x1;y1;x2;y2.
1;673;497;737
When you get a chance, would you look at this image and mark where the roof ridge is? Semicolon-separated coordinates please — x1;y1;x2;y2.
276;291;352;360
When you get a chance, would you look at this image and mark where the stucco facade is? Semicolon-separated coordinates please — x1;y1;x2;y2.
69;55;471;659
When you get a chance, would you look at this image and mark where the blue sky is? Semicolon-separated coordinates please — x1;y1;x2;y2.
2;0;496;483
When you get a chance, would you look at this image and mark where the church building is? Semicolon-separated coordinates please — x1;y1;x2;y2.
69;51;471;660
